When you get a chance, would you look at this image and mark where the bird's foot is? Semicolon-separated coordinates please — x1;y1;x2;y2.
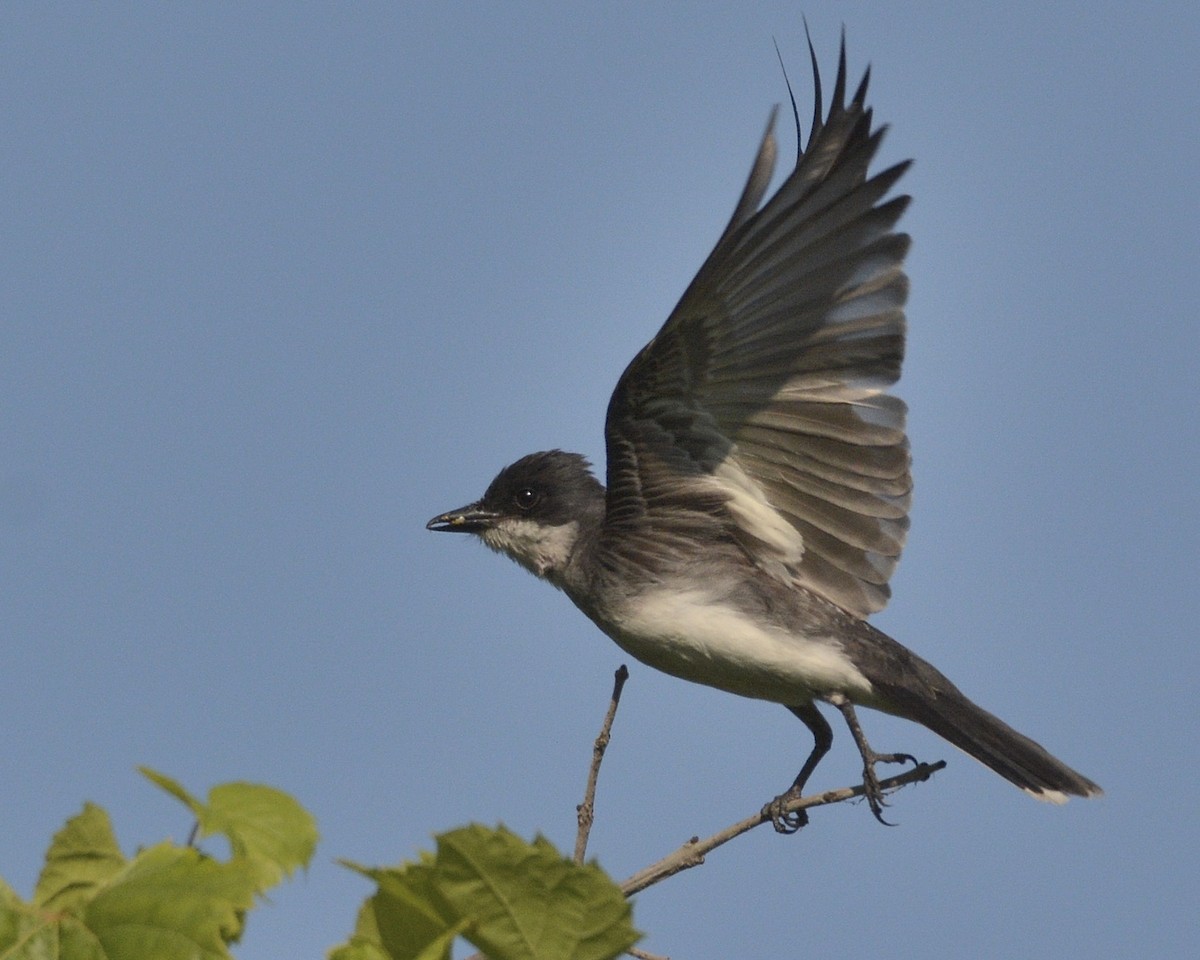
762;790;809;834
824;693;921;826
857;749;918;825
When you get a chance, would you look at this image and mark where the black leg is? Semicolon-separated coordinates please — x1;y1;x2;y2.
827;693;917;825
763;702;833;834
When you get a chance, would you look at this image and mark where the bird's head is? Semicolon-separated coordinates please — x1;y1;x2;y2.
426;450;604;583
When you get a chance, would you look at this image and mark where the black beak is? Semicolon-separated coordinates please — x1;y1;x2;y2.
426;502;497;533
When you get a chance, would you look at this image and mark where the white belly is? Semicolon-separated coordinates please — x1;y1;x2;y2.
588;586;874;704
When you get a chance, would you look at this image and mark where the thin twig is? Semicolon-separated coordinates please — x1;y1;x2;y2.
628;948;670;960
462;671;634;960
621;760;946;895
575;665;630;863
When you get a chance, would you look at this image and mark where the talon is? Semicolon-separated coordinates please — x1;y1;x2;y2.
826;696;928;826
857;750;922;824
859;761;894;825
763;793;808;834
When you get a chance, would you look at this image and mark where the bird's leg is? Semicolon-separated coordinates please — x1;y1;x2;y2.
763;702;833;834
826;693;917;825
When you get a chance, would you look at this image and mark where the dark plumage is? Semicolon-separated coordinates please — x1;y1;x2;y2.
428;34;1100;826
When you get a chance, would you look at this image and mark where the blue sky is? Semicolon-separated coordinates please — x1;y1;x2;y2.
2;3;1197;957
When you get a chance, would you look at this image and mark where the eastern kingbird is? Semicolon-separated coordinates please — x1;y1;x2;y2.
428;38;1101;829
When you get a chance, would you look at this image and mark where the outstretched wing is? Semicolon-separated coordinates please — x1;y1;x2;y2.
602;36;912;618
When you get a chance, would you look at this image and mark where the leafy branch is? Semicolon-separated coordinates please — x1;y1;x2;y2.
0;669;944;960
0;768;317;960
397;665;945;960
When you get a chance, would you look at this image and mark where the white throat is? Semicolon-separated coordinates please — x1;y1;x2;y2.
481;518;581;582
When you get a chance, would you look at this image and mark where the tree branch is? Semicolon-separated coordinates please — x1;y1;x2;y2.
575;665;630;863
620;760;946;896
463;671;944;960
627;948;670;960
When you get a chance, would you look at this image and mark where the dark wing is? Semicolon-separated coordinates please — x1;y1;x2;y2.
602;36;911;618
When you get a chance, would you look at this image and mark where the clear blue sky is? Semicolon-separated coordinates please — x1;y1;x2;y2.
3;3;1197;957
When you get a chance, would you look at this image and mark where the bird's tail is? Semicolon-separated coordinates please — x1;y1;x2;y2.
869;654;1102;802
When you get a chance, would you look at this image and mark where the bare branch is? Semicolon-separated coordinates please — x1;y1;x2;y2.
628;947;670;960
621;760;946;896
575;665;630;863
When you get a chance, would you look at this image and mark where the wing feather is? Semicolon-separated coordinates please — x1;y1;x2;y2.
603;35;912;616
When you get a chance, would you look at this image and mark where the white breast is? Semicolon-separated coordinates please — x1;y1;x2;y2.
593;586;874;704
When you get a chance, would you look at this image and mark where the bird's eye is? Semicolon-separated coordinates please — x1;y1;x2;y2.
514;487;540;511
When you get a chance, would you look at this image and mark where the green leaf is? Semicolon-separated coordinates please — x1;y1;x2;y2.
202;782;318;886
138;768;204;819
0;922;91;960
410;926;462;960
326;899;390;960
141;767;318;889
56;918;108;960
83;842;258;960
6;841;254;960
34;803;126;915
328;937;392;960
0;877;39;955
340;827;639;960
436;825;640;960
340;858;464;960
7;777;315;959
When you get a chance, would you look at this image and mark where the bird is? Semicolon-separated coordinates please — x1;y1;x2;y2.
427;34;1101;830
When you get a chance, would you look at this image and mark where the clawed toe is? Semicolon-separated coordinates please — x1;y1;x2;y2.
772;699;930;833
860;751;918;825
763;792;809;834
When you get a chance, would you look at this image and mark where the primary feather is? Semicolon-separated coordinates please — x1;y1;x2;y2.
603;37;911;617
